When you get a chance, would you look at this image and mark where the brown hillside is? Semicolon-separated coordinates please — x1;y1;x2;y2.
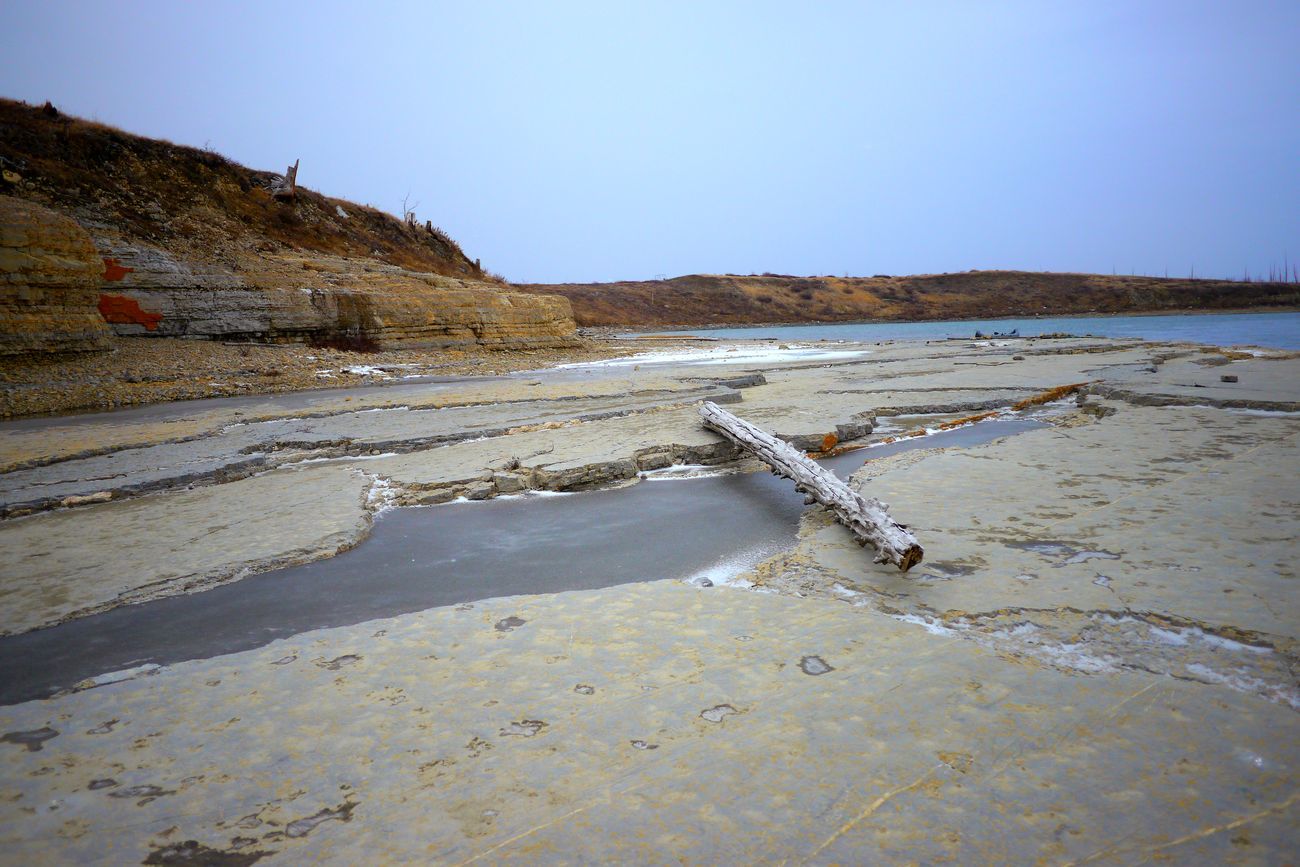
0;98;482;278
0;99;577;353
521;271;1299;328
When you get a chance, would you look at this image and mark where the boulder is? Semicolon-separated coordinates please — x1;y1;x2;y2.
0;196;112;354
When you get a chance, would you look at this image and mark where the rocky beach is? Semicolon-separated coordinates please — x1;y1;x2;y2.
1;332;1296;863
2;49;1298;867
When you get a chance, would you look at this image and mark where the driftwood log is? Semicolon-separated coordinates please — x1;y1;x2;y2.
700;401;923;571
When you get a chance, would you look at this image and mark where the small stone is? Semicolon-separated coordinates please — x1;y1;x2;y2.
1220;374;1238;383
700;704;740;723
799;655;835;676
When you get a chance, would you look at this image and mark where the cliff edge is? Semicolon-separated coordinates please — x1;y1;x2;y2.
0;99;578;354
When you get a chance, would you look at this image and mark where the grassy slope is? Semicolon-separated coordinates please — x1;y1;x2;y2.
0;98;488;280
520;271;1300;328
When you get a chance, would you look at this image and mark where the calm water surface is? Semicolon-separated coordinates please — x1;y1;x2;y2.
641;311;1300;349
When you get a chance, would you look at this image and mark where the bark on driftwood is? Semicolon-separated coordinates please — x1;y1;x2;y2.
700;401;923;570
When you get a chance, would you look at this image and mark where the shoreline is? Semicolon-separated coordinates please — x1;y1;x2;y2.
5;307;1296;421
599;304;1300;334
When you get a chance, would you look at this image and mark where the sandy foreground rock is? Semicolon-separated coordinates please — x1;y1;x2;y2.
0;336;1296;863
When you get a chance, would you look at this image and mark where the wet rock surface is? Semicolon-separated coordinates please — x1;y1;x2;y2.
0;336;1296;862
0;195;113;356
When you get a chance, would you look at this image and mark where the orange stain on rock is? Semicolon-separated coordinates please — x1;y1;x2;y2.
102;257;133;281
98;294;163;331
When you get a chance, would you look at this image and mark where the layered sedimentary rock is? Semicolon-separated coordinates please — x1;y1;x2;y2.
92;239;577;349
0;99;580;352
0;196;112;354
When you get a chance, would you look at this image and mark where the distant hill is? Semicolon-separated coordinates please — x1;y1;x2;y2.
520;271;1299;329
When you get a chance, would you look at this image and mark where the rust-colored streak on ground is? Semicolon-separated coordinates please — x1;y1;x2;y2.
101;257;133;282
98;294;163;331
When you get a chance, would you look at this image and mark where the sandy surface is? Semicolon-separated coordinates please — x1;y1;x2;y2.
0;335;1296;863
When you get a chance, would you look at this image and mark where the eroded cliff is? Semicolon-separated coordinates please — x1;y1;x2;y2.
0;99;578;352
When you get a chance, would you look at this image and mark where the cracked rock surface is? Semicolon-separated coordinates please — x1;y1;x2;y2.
0;335;1297;863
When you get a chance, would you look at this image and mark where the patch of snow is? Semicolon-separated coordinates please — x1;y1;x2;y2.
343;365;389;377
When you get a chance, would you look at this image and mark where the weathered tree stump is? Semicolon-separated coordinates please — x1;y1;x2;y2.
272;159;299;201
700;401;923;570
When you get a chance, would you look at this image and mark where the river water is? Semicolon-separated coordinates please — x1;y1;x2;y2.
0;417;1044;705
640;310;1300;349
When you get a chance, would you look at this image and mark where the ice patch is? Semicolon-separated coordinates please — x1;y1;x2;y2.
638;463;735;480
286;452;400;468
74;663;163;690
894;613;959;637
1185;664;1300;710
363;475;398;514
556;344;870;369
1063;550;1120;565
679;545;784;589
343;365;389;377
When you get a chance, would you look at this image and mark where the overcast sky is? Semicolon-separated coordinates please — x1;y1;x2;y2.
3;1;1297;283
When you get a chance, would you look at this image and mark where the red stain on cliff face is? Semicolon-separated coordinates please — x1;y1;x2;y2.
99;294;163;331
102;258;133;281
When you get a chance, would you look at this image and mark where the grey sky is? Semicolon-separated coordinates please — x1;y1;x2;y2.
3;1;1297;283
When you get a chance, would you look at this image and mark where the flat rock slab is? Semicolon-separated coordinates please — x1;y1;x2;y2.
0;463;371;634
0;582;1293;864
0;386;733;513
810;404;1300;637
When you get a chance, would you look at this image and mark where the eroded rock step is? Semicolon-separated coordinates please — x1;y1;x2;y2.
0;385;741;516
0;418;1043;705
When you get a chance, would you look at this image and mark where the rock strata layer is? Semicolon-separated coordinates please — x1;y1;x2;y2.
0;195;112;354
94;242;579;349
